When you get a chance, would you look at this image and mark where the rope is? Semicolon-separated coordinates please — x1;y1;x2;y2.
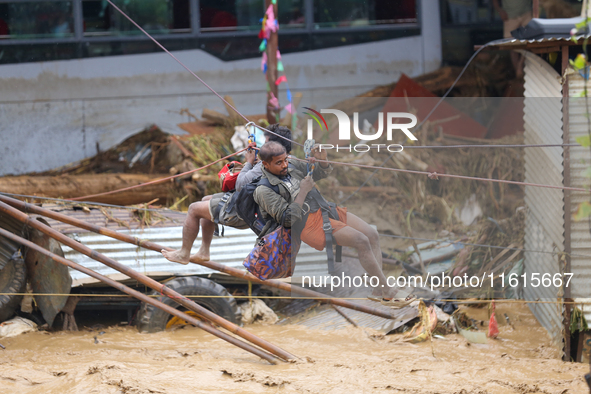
104;0;302;149
8;139;586;208
45;7;579;200
0;192;175;213
68;147;248;201
2;188;580;258
339;38;506;203
10;7;580;252
290;156;589;193
10;143;586;216
377;143;578;150
4;293;587;304
378;233;591;259
102;4;578;199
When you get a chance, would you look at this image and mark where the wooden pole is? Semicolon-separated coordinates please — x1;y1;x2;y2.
0;195;396;320
265;0;280;124
0;173;173;206
561;44;572;362
0;227;279;364
0;200;296;362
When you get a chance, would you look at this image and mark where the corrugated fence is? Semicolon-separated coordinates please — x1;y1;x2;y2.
522;51;565;347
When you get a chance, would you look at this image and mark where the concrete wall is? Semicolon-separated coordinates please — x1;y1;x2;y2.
0;0;441;176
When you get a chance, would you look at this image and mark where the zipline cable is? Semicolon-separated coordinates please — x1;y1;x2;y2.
68;147;248;201
104;0;303;148
339;38;507;203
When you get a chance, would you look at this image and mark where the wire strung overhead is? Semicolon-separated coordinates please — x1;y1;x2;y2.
56;5;586;205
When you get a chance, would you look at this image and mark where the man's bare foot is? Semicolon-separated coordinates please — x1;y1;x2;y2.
189;251;210;263
162;249;190;265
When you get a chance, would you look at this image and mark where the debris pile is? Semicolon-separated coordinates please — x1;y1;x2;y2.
0;61;528;341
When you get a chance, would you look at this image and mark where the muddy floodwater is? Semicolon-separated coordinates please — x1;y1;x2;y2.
0;303;588;393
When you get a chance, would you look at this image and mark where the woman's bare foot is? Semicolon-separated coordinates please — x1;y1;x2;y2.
161;249;190;265
368;286;398;302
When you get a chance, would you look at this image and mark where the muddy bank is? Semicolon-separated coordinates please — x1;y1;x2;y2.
0;303;587;393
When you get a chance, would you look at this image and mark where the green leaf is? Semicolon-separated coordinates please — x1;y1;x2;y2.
582;167;591;178
572;35;579;43
574;54;587;70
574;201;591;221
576;90;587;97
577;135;591;147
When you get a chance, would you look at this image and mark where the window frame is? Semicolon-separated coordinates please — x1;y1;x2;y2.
309;0;420;31
0;0;421;60
0;0;78;41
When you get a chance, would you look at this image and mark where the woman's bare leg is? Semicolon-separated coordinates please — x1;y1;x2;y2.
343;212;383;271
332;226;396;300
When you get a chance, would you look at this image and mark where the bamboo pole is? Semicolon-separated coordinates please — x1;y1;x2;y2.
0;173;173;206
0;195;395;319
0;200;296;362
188;258;396;319
0;227;278;364
265;0;279;124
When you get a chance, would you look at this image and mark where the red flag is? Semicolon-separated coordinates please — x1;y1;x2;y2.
275;75;287;85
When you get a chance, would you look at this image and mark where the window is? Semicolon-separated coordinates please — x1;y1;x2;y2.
313;0;417;29
0;1;74;39
0;0;421;64
82;0;190;36
442;0;492;26
200;0;305;32
277;0;305;29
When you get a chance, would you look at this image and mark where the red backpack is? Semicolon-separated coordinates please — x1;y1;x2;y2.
218;161;244;192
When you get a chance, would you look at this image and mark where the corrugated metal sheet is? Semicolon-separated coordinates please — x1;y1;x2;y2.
282;300;418;334
567;73;591;319
0;212;27;269
522;51;565;347
488;36;586;49
63;226;329;286
41;204;186;234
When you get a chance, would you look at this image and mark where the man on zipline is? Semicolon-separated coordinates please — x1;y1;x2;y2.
253;141;414;307
161;124;292;265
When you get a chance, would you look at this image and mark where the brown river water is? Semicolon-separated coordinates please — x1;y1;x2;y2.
0;303;588;393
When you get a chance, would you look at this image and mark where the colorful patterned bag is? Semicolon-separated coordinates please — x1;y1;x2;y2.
243;226;299;280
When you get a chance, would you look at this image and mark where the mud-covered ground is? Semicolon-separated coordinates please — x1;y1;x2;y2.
0;303;588;393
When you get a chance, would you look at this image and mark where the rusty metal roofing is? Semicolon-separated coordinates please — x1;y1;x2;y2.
61;225;329;286
0;212;27;269
566;72;591;307
281;300;418;334
0;203;330;286
40;203;185;234
484;36;586;49
522;51;565;348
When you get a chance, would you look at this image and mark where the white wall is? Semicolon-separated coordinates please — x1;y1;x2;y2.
421;0;443;74
0;0;441;176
